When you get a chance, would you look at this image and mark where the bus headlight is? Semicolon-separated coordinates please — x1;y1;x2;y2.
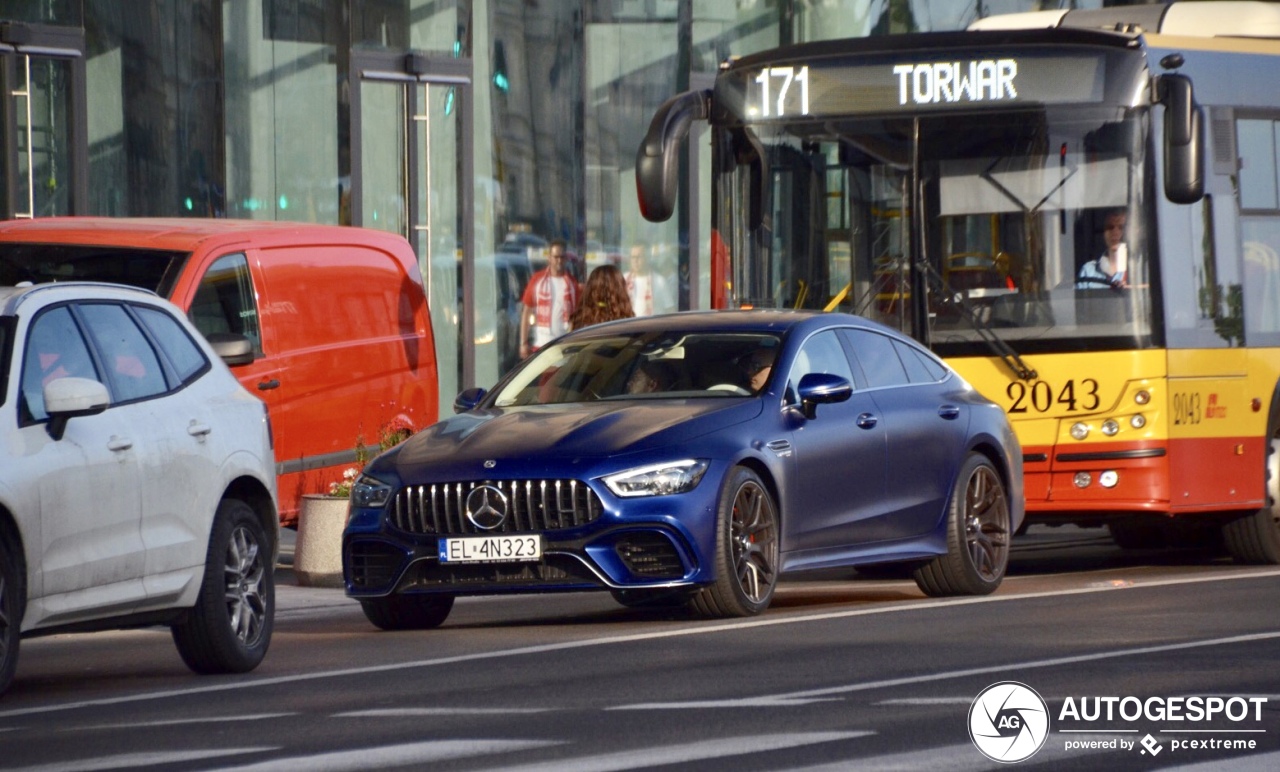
1131;414;1146;429
1070;422;1090;440
1102;419;1120;436
1074;472;1092;488
1134;390;1151;405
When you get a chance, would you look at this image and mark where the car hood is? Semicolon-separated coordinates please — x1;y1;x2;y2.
390;399;761;477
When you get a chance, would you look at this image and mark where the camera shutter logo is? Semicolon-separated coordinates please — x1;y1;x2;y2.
969;681;1050;763
465;485;509;530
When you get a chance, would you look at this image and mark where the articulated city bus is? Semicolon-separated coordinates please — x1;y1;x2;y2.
636;2;1280;561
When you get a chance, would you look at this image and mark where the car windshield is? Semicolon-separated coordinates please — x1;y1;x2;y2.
0;244;189;296
490;330;782;407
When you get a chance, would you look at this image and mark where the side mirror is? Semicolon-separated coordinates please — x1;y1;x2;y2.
1158;73;1204;204
44;377;110;441
636;90;711;223
796;372;852;419
206;332;255;366
453;387;487;413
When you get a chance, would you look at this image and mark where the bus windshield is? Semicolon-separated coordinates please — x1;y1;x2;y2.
716;105;1157;356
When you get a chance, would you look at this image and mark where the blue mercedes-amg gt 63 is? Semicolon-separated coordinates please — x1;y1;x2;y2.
343;310;1023;628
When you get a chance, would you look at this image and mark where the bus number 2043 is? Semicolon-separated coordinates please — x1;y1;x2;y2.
1006;378;1101;413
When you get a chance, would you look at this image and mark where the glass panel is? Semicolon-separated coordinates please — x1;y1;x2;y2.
15;56;73;218
136;306;209;385
1239;119;1278;210
361;81;408;233
0;0;81;24
224;0;340;221
420;82;460;418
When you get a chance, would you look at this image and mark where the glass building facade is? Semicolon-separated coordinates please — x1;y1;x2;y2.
0;0;1135;415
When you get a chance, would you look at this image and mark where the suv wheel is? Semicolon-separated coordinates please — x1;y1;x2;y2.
172;499;274;674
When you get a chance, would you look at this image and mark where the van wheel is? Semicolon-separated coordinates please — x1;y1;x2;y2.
0;531;24;696
360;594;455;630
172;499;274;674
1223;434;1280;564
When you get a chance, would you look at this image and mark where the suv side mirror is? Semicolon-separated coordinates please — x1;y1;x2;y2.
44;377;110;441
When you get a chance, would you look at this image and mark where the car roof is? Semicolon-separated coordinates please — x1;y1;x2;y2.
0;281;162;316
0;216;410;254
568;309;887;337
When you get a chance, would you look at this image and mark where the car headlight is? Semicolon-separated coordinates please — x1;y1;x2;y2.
351;473;394;509
602;459;709;498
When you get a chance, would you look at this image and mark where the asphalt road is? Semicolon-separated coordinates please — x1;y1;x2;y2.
2;526;1278;772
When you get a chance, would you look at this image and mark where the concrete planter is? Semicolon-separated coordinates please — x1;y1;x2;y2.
293;494;349;588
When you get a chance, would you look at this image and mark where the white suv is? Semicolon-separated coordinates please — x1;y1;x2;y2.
0;282;278;696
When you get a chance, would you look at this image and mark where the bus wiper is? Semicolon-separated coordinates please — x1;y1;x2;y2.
917;259;1037;381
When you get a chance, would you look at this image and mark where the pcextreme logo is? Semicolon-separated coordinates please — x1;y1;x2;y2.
969;681;1051;763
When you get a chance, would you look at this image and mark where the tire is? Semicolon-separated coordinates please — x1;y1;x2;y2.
0;531;24;697
688;467;779;618
610;588;690;609
1223;433;1280;564
171;499;274;675
360;593;455;630
914;453;1010;597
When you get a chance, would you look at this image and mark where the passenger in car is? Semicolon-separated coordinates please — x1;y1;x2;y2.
626;360;678;394
741;347;776;393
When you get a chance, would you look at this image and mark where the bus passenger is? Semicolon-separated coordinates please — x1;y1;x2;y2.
1076;209;1129;290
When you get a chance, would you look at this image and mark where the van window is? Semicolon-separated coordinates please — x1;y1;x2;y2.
0;244;186;294
190;253;262;353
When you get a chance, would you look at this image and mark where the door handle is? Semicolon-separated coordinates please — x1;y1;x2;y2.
938;405;961;420
107;436;133;452
856;412;878;429
258;379;280;391
188;421;212;438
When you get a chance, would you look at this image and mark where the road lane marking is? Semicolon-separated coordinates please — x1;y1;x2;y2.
336;708;551;717
4;749;276;772
772;733;1119;771
3;569;1277;718
51;714;295;732
466;732;872;772
608;630;1280;708
205;740;563;772
873;697;974;705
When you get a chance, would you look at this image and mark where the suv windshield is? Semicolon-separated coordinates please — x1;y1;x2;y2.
0;244;189;296
716;106;1156;355
491;331;781;407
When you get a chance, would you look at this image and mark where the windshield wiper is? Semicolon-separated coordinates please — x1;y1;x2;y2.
917;259;1037;381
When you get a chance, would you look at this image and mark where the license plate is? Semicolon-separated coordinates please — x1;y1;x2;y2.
439;535;542;563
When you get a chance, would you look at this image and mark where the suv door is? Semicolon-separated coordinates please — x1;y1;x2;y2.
18;304;146;616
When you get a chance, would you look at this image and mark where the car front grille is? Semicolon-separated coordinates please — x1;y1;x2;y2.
390;479;604;535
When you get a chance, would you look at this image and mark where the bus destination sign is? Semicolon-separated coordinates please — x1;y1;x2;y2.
737;53;1107;120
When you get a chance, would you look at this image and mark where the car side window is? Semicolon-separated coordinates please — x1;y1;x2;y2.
21;306;101;422
189;253;262;353
136;305;209;385
78;303;168;403
785;330;855;405
842;329;910;388
894;340;948;383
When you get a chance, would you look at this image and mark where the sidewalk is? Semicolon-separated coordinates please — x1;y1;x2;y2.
274;527;357;611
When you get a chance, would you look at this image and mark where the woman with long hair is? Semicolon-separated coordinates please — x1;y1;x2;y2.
571;263;635;328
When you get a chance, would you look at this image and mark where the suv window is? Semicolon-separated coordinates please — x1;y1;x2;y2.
79;303;168;403
189;253;262;352
136;305;209;385
21;306;101;422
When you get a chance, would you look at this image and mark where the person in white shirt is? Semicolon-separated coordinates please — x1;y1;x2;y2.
625;244;659;316
519;239;581;359
1076;209;1129;289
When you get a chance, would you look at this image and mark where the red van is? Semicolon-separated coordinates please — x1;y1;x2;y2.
0;218;437;525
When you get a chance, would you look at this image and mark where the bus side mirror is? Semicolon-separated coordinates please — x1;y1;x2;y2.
636;90;711;223
1159;74;1204;205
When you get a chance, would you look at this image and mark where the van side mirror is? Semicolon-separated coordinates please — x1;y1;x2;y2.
44;377;110;441
1158;73;1204;204
206;332;255;366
